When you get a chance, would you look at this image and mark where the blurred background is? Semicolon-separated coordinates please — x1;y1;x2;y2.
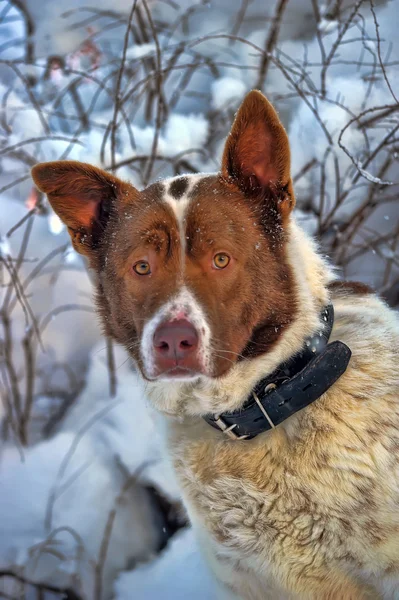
0;0;398;598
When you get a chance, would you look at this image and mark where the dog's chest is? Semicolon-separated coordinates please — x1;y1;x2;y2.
169;409;399;578
171;431;331;560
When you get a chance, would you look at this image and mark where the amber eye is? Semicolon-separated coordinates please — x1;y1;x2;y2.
213;253;230;269
133;261;151;275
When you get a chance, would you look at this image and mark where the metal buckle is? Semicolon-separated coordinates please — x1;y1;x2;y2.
264;382;277;393
213;416;249;440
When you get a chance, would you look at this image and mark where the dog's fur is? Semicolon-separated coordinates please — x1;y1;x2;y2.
32;91;399;599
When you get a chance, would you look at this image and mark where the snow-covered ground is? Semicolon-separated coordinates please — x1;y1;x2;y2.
115;528;237;600
0;343;166;598
0;0;398;598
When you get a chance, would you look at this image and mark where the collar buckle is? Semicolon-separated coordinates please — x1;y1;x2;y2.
264;382;277;393
213;415;249;440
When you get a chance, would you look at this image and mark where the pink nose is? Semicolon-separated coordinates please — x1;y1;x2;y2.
153;319;200;373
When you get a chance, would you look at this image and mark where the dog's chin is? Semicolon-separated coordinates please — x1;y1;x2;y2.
142;366;205;383
141;360;235;383
155;367;202;382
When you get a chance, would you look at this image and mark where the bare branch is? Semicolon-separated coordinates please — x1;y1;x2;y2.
256;0;290;90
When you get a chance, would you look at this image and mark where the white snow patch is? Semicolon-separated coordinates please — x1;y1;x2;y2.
115;528;237;600
126;43;156;59
211;77;246;110
163;113;209;155
0;431;161;599
48;213;65;235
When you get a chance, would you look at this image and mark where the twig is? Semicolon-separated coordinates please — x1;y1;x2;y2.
106;337;117;397
256;0;290;90
142;0;165;186
231;0;252;39
0;570;82;599
293;158;318;183
369;0;398;104
8;0;35;66
21;326;35;445
39;304;94;335
338;116;399;186
109;0;139;172
0;136;84;157
94;459;155;600
320;0;365;97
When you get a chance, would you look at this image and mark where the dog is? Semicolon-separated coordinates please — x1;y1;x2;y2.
32;90;399;599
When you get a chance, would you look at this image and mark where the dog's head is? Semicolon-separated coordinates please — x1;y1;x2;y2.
32;91;297;385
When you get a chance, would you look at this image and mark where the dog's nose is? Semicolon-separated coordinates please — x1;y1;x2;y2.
153;319;199;373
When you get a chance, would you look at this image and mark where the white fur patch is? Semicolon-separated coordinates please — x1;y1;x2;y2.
162;174;211;258
141;287;212;380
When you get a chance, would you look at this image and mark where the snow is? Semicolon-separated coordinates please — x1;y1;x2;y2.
0;430;161;599
317;18;339;34
0;235;11;257
211;77;247;110
115;528;237;600
355;160;394;186
126;43;156;59
118;112;210;167
48;213;65;235
163;113;209;156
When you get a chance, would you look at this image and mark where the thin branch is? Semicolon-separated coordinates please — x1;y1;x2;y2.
109;0;139;172
0;570;82;599
142;0;165;186
106;337;117;398
320;0;365;97
369;0;398;105
8;1;35;65
256;0;290;90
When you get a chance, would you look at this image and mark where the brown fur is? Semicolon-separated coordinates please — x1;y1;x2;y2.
32;91;399;599
328;280;374;296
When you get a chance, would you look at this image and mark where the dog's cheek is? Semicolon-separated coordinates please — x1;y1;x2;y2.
95;274;135;346
210;314;252;376
203;279;256;375
95;279;114;337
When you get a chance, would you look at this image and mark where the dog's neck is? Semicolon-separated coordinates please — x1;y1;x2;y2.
146;218;334;419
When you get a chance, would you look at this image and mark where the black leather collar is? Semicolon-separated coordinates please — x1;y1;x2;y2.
204;304;351;440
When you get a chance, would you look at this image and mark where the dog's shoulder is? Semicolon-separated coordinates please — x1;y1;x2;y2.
328;279;374;297
329;280;399;363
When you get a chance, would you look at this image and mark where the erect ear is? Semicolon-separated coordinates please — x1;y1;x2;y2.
221;90;295;219
31;161;132;258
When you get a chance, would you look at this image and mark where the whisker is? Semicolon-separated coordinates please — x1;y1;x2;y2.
212;354;236;366
116;357;132;371
212;347;246;359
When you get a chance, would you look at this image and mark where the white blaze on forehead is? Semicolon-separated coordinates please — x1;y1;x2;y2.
141;287;212;379
160;173;212;274
162;173;210;222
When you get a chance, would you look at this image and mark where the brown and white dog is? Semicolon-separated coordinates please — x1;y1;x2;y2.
32;91;399;599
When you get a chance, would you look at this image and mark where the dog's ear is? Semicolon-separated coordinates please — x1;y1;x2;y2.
221;90;294;219
32;161;134;259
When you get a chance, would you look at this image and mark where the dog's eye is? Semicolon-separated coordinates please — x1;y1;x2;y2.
133;261;151;275
213;253;230;269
